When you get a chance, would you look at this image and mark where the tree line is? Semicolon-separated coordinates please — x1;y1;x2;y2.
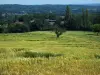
0;6;100;36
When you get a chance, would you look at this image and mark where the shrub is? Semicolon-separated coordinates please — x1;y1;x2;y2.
23;51;63;58
8;24;30;33
92;24;100;35
94;54;100;59
0;25;3;33
0;24;8;33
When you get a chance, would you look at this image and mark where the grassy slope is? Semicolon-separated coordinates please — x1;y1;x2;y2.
0;31;100;75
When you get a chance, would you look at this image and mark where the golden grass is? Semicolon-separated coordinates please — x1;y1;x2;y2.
0;31;100;75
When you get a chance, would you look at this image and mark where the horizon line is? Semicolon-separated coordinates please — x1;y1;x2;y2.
0;3;100;5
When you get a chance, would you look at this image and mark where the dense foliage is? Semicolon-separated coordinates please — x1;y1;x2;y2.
92;24;100;35
0;5;100;34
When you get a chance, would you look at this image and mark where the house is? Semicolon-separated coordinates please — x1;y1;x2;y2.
45;19;56;25
15;21;24;24
30;20;35;23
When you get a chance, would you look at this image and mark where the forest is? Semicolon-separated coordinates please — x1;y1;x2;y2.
0;5;100;35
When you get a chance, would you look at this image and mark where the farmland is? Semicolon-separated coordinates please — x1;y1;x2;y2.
0;31;100;75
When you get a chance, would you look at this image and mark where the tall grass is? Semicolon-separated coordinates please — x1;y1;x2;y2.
0;31;100;75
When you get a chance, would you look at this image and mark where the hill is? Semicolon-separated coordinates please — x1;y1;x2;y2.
0;4;100;15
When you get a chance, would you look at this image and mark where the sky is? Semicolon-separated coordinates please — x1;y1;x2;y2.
0;0;100;5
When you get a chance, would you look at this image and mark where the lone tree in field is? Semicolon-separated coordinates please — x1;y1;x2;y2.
54;25;65;38
54;17;65;38
92;24;100;35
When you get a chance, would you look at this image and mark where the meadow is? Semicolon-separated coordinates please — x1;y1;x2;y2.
0;31;100;75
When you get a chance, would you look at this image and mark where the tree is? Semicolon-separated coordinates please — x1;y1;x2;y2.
81;8;85;30
93;13;100;24
8;23;29;33
85;9;89;30
64;6;72;30
1;24;8;33
54;25;65;38
29;20;40;31
85;9;91;30
81;8;91;31
0;25;3;33
54;17;66;38
74;14;82;30
92;24;100;35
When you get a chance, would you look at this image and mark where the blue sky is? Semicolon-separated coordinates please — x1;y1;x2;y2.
0;0;100;5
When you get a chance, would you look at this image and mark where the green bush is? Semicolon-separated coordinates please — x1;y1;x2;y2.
94;54;100;59
23;51;63;58
0;25;3;33
8;24;30;33
0;24;8;33
92;24;100;35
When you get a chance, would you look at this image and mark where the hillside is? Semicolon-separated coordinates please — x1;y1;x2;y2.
0;4;100;15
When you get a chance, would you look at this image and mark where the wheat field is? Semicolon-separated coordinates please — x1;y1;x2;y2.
0;31;100;75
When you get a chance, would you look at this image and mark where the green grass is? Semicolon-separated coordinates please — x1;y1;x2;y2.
0;31;100;75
